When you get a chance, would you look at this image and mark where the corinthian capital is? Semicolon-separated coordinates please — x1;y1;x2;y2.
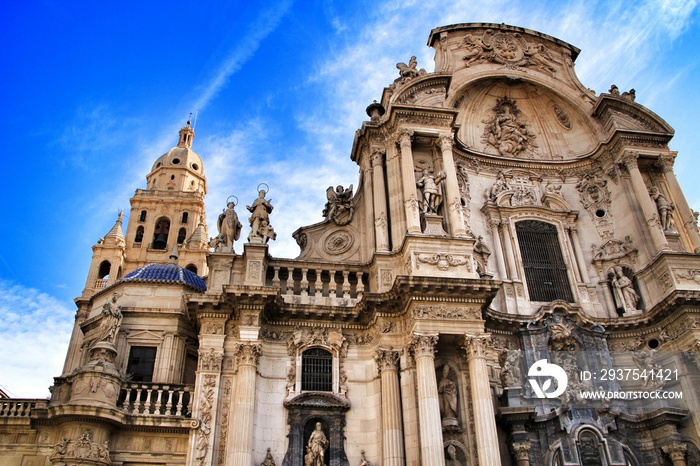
375;348;401;373
438;132;454;150
234;342;262;367
512;442;532;461
662;442;687;461
655;152;677;173
464;334;491;359
397;129;414;148
371;147;386;167
409;334;438;359
618;150;639;171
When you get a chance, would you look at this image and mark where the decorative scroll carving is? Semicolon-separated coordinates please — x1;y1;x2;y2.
591;236;637;271
413;305;481;320
217;378;233;466
261;327;287;342
460;30;558;75
499;349;522;387
195;375;216;466
481;97;538;158
576;170;614;239
202;322;224;335
456;162;473;232
50;430;111;465
417;252;470;271
198;348;223;372
553;104;572;130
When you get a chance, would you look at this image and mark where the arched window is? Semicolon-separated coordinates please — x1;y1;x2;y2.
515;220;573;302
98;260;111;279
139;210;147;222
152;217;170;250
185;264;198;274
301;348;332;392
177;228;187;244
181;212;189;223
134;226;144;243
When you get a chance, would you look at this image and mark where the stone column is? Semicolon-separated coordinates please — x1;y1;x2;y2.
228;342;261;465
502;221;519;280
657;153;700;252
376;349;405;466
568;225;590;283
512;442;531;466
400;352;420;465
410;334;445;466
438;133;468;237
662;443;687;466
188;348;223;466
489;219;508;280
620;151;670;253
464;334;501;466
372;148;390;252
397;129;422;235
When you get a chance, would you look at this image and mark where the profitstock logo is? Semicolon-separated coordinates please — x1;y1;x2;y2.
528;359;568;399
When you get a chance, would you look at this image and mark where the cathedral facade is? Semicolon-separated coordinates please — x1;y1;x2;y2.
1;23;699;466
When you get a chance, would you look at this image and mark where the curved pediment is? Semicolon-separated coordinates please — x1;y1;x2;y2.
453;78;601;161
283;392;350;410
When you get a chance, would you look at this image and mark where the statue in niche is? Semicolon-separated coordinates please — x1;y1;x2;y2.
438;365;458;427
359;450;372;466
214;199;242;252
482;97;537;158
99;292;123;345
445;445;460;466
609;266;641;316
416;168;446;214
304;422;328;466
323;184;354;225
578;433;603;466
247;186;276;243
649;186;675;232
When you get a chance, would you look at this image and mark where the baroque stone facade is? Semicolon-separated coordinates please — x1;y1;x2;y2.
2;22;700;466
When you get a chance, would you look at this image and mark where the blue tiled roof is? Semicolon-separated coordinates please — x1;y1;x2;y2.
120;263;206;292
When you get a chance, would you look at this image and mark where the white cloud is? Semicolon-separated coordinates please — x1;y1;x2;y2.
0;280;73;398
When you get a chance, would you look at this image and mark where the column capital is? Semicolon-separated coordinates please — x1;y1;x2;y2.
371;147;386;167
409;334;438;359
438;132;454;150
397;129;414;148
655;151;678;173
233;342;262;367
463;334;491;360
375;348;401;373
618;150;639;171
512;442;531;461
662;442;687;461
198;347;224;372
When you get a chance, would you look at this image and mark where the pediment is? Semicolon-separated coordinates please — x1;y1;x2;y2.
284;392;350;410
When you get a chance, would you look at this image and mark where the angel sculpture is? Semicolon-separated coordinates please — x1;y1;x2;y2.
323;184;354;225
396;56;426;80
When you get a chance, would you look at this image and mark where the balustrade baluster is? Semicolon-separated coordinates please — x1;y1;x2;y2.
155;387;164;415
272;266;280;288
301;268;309;296
342;271;351;298
175;389;184;416
143;385;154;414
133;387;143;414
356;272;365;298
165;388;174;415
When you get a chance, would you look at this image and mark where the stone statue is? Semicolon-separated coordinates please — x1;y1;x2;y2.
438;365;458;426
649;186;675;232
215;200;242;251
489;171;510;199
445;444;459;466
416;168;446;214
261;447;276;466
609;266;640;316
482;97;537;158
304;422;328;466
99;293;123;345
499;349;522;387
247;188;275;243
608;84;620;95
323;184;354;225
396;56;425;80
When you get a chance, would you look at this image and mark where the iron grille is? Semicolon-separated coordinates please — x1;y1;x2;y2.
515;220;574;302
301;348;333;392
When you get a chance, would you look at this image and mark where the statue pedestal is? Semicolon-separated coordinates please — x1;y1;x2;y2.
243;242;269;286
68;342;122;408
421;213;447;236
441;417;459;428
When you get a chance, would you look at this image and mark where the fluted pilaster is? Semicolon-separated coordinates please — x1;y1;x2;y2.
227;342;261;465
438;133;467;237
397;130;422;234
376;349;405;466
372;148;390;252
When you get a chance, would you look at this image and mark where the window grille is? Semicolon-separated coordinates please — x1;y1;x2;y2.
301;348;332;392
515;220;574;302
127;346;157;382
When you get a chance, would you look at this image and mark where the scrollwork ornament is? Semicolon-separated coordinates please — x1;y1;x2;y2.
619;151;639;171
409;334;438;359
375;349;401;373
234;342;262;367
662;442;687;461
464;334;491;359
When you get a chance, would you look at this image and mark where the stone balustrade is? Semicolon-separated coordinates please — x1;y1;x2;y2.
0;399;47;418
118;383;192;417
94;279;108;289
266;261;368;305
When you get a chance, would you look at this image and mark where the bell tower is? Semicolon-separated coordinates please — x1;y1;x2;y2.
120;121;209;276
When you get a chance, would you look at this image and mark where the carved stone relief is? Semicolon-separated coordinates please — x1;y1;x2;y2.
50;430;111;466
198;348;223;372
590;236;637;272
194;375;216;466
481;97;538;158
576;170;614;239
416;252;471;272
323;230;354;255
553;104;572;130
455;162;473;233
460;30;558;75
413;305;481;320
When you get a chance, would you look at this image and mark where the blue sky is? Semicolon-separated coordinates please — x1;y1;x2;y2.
1;0;699;397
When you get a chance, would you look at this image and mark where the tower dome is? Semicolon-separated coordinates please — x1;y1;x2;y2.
147;122;207;193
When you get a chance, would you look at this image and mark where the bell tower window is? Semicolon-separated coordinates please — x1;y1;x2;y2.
152;218;170;250
139;210;147;222
181;212;189;223
515;220;573;302
98;260;111;279
177;228;187;244
134;226;144;243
